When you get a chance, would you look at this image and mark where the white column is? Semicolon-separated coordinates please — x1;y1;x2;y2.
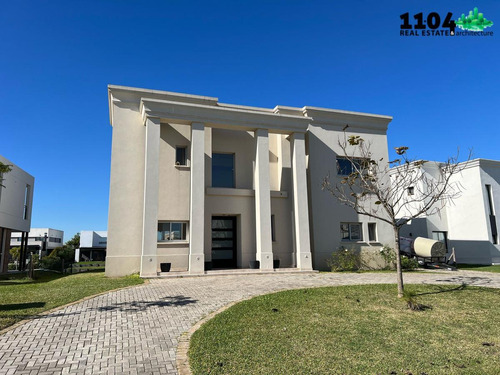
140;117;161;277
254;128;273;269
291;132;313;270
189;122;205;274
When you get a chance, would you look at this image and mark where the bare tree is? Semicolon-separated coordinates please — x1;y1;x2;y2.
322;133;469;297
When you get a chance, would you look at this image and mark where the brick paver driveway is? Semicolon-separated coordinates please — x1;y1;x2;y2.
1;270;499;374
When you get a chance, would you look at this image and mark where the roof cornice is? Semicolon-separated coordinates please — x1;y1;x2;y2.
140;98;311;133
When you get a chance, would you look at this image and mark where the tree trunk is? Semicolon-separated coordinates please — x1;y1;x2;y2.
394;226;404;298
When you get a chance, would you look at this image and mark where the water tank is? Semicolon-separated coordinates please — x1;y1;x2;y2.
413;237;446;257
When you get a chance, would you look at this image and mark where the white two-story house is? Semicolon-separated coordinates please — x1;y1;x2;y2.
106;85;395;277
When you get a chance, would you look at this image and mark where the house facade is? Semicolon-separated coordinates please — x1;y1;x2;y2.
10;228;64;257
75;230;107;262
0;155;34;273
106;85;395;277
396;159;500;265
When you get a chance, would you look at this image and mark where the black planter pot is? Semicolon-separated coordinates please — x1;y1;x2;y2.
160;263;171;272
249;260;260;269
273;260;280;269
204;261;213;271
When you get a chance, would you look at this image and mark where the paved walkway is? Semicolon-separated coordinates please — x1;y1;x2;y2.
1;270;500;375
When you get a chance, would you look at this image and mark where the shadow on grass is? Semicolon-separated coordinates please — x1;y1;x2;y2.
96;295;198;312
415;283;467;296
0;271;66;285
0;302;46;311
433;275;496;286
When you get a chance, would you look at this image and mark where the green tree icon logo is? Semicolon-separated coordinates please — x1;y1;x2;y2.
456;7;494;31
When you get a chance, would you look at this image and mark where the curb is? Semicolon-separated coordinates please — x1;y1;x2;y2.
175;298;250;375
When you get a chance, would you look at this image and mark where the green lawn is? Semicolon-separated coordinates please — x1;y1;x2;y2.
189;284;500;375
0;271;144;331
457;264;500;273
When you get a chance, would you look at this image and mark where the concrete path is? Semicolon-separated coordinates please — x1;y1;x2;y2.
1;270;499;375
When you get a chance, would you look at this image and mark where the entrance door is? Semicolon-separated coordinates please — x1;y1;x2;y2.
211;216;237;268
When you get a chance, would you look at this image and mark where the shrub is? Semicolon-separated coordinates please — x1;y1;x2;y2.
41;256;63;271
8;263;17;271
327;246;362;271
48;246;74;263
401;255;419;270
379;245;396;270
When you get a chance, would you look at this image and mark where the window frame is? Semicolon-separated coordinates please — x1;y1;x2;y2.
157;221;188;242
336;157;366;176
368;223;377;242
212;152;236;188
340;222;363;241
432;231;448;250
271;214;276;242
175;146;188;166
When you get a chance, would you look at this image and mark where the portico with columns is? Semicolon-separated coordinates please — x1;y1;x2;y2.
106;85;393;277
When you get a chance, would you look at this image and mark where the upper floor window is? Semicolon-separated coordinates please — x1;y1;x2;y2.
23;184;30;220
407;186;415;196
176;146;187;166
212;153;235;188
336;157;364;176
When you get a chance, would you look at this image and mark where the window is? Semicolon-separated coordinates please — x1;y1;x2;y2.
336;157;367;176
175;146;187;166
158;222;187;242
49;237;62;243
23;184;30;220
486;184;498;244
407;186;415;196
271;215;276;242
212;153;235;188
432;231;448;249
368;223;377;242
340;223;362;241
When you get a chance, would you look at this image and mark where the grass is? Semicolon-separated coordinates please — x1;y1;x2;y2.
189;284;500;375
0;270;144;331
457;264;500;273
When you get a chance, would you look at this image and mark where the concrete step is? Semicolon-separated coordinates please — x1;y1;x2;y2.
153;268;319;279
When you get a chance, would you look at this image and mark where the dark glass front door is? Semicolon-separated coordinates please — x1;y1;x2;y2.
211;216;237;268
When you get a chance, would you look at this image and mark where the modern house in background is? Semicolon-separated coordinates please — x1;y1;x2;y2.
0;155;34;273
395;159;500;265
106;85;395;277
10;228;64;257
75;230;107;262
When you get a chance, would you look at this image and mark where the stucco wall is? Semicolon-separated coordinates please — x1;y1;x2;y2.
307;125;395;270
106;102;145;276
0;155;34;233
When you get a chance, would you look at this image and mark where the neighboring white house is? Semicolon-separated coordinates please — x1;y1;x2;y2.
394;159;500;265
0;155;34;273
10;228;64;257
106;85;395;277
75;230;107;262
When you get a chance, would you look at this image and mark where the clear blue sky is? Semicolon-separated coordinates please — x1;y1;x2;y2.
1;1;499;241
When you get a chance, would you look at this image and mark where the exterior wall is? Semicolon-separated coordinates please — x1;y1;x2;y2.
80;230;107;248
11;228;64;251
0;155;34;273
397;160;500;264
106;101;145;276
307;124;395;270
0;155;34;233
